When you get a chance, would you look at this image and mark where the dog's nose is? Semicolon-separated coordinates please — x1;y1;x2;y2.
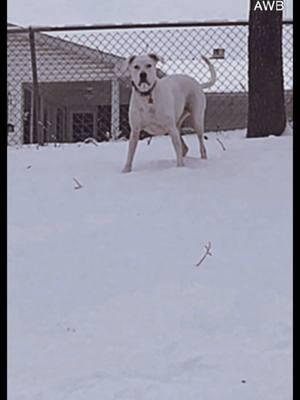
140;72;147;80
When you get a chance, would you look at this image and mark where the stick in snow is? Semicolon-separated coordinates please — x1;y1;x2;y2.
73;178;83;190
196;241;212;266
216;137;226;151
84;137;99;146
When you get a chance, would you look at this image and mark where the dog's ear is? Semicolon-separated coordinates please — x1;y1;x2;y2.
127;55;136;65
148;53;165;64
115;55;136;77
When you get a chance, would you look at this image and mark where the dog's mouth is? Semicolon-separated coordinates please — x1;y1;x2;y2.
139;83;150;91
138;78;150;90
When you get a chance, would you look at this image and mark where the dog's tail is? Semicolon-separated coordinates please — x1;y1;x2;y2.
200;56;217;89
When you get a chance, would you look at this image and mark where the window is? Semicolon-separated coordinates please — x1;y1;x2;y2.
97;105;111;141
56;108;64;142
119;105;130;139
43;107;49;142
212;48;225;59
23;89;32;144
72;112;95;141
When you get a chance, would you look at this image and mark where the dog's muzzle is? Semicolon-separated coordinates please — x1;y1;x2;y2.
139;72;150;86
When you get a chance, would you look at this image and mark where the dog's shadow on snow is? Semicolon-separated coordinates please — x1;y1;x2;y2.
136;156;206;172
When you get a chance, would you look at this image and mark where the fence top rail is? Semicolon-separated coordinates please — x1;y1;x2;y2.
7;19;293;34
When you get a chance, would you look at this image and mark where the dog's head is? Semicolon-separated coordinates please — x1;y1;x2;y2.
121;53;164;92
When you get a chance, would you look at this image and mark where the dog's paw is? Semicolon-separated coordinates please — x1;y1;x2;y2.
122;166;132;173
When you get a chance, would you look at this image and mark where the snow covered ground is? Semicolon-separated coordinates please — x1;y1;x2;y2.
8;130;293;400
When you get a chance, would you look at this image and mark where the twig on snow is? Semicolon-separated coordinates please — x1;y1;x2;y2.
147;137;152;145
216;137;226;151
73;177;83;190
196;241;212;267
84;137;99;146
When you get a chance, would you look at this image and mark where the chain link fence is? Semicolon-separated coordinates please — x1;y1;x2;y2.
7;21;293;145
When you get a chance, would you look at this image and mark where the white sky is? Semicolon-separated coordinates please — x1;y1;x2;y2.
7;0;293;27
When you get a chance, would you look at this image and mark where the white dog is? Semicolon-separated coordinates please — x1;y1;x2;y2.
121;53;216;173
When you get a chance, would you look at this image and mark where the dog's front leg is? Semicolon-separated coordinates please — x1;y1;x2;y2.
122;130;140;173
170;128;184;167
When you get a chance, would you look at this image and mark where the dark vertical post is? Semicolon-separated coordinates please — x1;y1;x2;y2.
29;27;43;145
247;1;286;137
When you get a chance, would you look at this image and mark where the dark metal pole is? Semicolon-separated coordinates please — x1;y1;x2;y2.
29;27;43;145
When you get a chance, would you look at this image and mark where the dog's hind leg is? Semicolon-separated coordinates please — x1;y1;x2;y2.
177;110;190;157
169;127;184;167
180;137;189;157
196;126;207;159
192;111;207;160
197;126;207;159
189;94;208;159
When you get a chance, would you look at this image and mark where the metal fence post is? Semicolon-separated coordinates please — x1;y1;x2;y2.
29;27;43;145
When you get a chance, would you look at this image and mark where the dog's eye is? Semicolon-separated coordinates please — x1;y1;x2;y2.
134;65;140;70
146;64;152;68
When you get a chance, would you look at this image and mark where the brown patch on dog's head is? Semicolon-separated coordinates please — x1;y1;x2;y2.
148;53;165;64
128;55;136;65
